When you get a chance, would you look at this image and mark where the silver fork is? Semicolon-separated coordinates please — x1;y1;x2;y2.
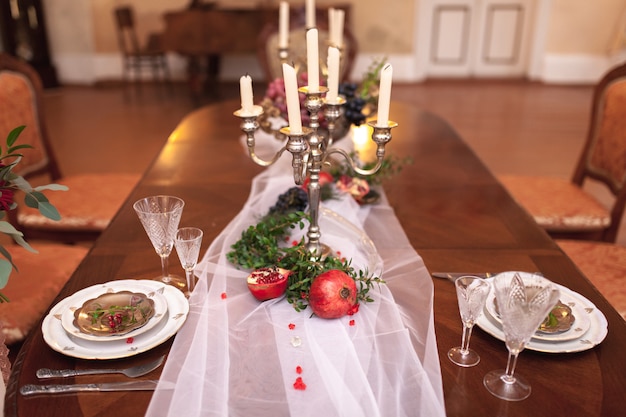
36;355;165;379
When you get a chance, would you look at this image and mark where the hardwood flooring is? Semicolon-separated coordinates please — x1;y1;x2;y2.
40;79;624;245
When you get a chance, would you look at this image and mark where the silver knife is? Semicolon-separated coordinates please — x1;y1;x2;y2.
431;272;496;282
20;380;159;396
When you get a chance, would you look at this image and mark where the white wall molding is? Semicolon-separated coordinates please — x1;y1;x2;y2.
53;52;622;86
540;54;616;85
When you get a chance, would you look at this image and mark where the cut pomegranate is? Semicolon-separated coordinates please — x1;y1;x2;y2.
247;267;291;301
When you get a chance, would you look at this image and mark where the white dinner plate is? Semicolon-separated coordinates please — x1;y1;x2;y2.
476;282;608;353
60;280;169;342
43;280;189;360
484;281;591;342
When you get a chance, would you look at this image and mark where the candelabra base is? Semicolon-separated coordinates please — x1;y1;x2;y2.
307;242;334;260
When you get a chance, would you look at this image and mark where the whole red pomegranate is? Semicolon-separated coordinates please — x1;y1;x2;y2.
308;269;357;319
247;267;291;301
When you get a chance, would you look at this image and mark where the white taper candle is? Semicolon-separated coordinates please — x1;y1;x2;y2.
278;1;289;49
335;9;345;48
326;46;340;103
239;74;254;114
306;28;319;91
376;64;393;127
306;0;315;28
282;63;302;134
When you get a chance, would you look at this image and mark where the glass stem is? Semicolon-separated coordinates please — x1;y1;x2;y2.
460;324;473;354
503;351;519;384
185;269;195;293
160;255;170;282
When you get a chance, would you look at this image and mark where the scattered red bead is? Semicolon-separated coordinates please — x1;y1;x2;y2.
349;319;355;326
221;292;227;299
347;303;360;316
288;323;296;330
293;376;307;390
296;365;303;374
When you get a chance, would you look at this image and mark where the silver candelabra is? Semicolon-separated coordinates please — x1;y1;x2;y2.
234;86;397;258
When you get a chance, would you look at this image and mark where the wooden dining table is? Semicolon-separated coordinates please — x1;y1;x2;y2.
5;99;626;416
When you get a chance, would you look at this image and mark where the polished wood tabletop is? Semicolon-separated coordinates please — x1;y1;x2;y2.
5;100;626;416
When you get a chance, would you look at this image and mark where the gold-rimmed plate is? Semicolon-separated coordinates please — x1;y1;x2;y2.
60;282;168;342
73;291;155;337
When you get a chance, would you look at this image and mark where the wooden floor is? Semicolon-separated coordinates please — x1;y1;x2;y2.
40;79;624;245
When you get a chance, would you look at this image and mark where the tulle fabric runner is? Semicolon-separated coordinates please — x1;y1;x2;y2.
145;154;446;416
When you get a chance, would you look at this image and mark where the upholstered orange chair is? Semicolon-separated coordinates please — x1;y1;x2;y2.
0;243;88;344
0;53;140;242
500;62;626;243
557;240;626;321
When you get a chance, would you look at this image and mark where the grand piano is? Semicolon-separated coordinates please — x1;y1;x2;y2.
161;2;351;95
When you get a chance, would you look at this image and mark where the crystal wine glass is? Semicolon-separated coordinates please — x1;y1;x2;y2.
448;276;490;367
133;196;185;287
483;271;560;401
174;227;203;298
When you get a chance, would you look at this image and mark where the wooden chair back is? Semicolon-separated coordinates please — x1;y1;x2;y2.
114;6;142;57
572;62;626;242
0;53;61;181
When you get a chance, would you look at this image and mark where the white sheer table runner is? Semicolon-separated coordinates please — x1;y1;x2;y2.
145;152;446;416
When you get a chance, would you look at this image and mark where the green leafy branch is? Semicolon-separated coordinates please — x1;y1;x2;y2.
227;211;384;312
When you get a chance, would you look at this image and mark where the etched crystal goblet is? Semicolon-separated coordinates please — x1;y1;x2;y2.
174;227;203;297
448;276;491;367
483;272;560;401
133;196;185;287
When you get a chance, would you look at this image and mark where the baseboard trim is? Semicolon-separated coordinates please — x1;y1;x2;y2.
52;52;623;86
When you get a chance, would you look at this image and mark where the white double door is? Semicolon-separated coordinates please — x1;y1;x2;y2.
416;0;540;78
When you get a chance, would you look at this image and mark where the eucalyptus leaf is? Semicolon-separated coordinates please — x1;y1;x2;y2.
0;221;23;236
36;201;61;221
12;233;38;253
0;260;11;289
34;183;68;192
30;190;50;203
24;193;39;209
0;245;13;265
11;175;33;192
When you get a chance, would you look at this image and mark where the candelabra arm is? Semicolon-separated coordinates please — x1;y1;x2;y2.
323;147;384;176
323;120;397;176
246;138;288;167
236;105;292;167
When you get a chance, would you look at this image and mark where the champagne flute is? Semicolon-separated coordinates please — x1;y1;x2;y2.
448;276;490;367
174;227;203;298
483;272;560;401
133;195;185;287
